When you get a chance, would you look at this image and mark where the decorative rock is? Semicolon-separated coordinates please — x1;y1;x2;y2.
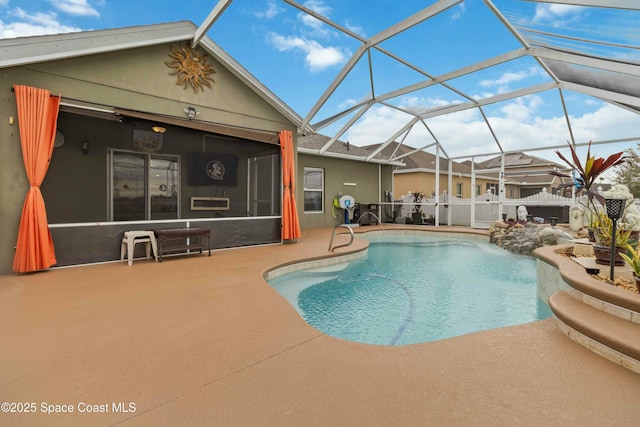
539;227;573;246
573;242;595;257
489;220;579;256
575;228;589;239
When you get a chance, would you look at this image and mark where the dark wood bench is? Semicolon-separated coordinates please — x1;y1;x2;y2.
152;228;211;262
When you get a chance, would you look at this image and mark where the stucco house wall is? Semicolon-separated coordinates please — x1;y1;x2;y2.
393;172;497;199
297;154;393;229
0;34;296;274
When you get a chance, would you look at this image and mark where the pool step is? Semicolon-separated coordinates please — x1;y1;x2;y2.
548;291;640;374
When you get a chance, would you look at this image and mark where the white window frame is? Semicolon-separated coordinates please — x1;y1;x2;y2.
456;182;463;198
303;167;324;213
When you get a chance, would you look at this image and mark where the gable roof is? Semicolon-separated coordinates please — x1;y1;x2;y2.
298;133;403;165
477;152;566;170
365;142;498;179
0;21;305;132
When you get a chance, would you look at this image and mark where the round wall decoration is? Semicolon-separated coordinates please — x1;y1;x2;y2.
206;160;225;181
54;131;65;148
165;45;216;93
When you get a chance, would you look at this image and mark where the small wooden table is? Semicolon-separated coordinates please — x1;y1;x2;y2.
152;228;211;262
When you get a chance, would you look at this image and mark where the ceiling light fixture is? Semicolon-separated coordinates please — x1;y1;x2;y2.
152;126;166;133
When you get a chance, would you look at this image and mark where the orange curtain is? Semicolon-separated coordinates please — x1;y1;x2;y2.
280;130;301;241
12;85;61;273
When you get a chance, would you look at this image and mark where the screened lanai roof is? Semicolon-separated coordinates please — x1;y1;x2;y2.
2;1;638;166
198;0;640;164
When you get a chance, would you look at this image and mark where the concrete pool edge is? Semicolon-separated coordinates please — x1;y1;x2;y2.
535;244;640;319
535;244;640;373
263;225;490;281
3;225;640;426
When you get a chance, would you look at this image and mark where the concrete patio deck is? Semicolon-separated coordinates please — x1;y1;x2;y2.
1;226;639;426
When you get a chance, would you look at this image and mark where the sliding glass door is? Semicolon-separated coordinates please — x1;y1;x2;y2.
248;153;280;217
109;149;180;221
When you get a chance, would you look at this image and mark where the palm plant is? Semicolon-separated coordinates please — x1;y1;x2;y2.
619;243;640;278
594;214;632;248
551;141;626;224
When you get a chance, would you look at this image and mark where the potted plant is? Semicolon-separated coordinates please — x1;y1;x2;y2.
411;191;424;225
593;212;632;266
619;243;640;290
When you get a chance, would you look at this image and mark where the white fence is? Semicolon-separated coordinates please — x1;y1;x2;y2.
384;189;584;229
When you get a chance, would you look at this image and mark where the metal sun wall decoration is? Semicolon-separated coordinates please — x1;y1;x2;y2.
165;45;216;93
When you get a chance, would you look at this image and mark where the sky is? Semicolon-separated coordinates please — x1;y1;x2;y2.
2;0;640;167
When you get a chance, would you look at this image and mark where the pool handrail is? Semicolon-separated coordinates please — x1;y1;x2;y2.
328;224;355;252
356;211;383;228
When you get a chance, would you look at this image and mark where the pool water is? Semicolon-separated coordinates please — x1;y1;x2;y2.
268;234;552;345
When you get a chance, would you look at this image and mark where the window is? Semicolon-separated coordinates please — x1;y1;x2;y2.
109;149;180;221
486;183;498;194
476;185;481;196
455;182;463;198
303;167;324;213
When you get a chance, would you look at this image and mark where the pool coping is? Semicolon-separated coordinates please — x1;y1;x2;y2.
535;244;640;374
535;244;640;318
264;226;490;281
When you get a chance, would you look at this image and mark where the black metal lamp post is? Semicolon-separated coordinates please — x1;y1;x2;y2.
605;198;626;281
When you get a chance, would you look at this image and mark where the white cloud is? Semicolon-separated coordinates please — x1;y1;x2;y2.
345;105;414;145
0;0;9;7
395;96;459;116
480;71;527;88
337;98;358;110
254;1;283;19
300;0;331;22
268;32;348;72
479;67;542;93
47;0;99;17
0;8;82;38
533;4;584;27
297;0;333;38
451;3;466;21
343;97;640;160
267;0;349;71
499;95;543;122
344;20;365;38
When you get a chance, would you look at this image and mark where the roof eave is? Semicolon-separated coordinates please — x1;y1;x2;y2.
0;21;305;132
0;22;196;68
298;147;404;166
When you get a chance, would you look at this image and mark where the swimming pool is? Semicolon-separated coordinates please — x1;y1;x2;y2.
268;232;552;345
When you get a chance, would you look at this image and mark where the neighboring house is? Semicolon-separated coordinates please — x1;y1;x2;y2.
376;144;573;201
367;143;500;199
0;22;303;274
474;152;571;198
297;134;395;227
